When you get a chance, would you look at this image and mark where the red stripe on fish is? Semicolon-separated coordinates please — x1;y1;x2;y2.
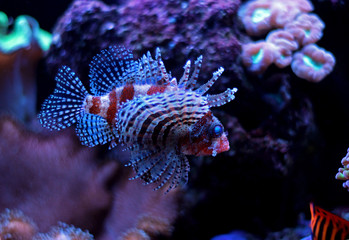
147;85;167;95
106;89;118;126
120;84;135;104
310;203;349;240
89;96;101;115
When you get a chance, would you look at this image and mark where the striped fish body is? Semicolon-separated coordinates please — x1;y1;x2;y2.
82;83;171;129
38;46;237;192
309;203;349;240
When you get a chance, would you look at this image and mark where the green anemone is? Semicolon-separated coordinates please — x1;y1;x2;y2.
0;11;52;53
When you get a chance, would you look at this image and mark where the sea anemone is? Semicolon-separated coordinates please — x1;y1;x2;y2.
285;13;325;46
291;44;335;82
0;11;51;122
241;41;280;74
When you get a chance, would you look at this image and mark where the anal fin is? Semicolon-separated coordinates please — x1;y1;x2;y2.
76;113;116;147
127;147;190;192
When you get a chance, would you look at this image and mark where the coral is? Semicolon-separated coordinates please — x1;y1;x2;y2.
285;13;325;46
239;0;335;82
46;0;120;84
0;11;52;122
335;148;349;190
0;209;38;240
266;30;299;68
291;44;336;82
0;116;117;233
118;228;150;240
238;0;313;36
45;0;243;87
0;12;51;53
98;168;180;240
241;41;280;73
136;214;173;237
266;30;299;52
1;209;94;240
34;222;94;240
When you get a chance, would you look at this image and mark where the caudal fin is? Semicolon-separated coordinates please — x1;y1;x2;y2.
38;66;88;130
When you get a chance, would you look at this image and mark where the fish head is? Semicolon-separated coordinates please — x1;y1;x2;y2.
180;111;230;157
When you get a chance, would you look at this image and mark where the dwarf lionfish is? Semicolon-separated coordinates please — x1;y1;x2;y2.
38;46;237;192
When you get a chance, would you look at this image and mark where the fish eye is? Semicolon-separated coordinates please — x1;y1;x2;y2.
209;124;223;138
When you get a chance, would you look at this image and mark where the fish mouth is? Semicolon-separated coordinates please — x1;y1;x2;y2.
195;133;230;156
218;134;230;153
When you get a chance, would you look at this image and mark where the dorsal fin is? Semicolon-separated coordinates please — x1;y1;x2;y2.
89;46;138;96
133;48;171;86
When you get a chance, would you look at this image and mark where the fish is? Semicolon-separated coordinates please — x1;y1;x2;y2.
38;45;237;192
308;202;349;240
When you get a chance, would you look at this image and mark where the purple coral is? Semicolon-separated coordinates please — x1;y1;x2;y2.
238;0;313;36
0;209;38;240
45;0;243;85
99;169;180;239
291;44;335;82
285;13;325;46
239;0;335;82
0;116;117;233
336;148;349;190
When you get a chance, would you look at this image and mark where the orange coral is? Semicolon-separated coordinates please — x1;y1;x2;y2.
0;209;37;240
136;214;173;237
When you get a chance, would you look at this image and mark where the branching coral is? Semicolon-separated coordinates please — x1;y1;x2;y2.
239;0;335;82
0;12;52;122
